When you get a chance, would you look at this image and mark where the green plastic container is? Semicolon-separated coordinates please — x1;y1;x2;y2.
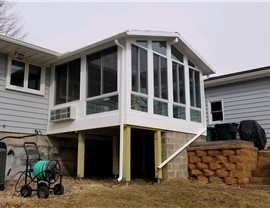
207;126;216;141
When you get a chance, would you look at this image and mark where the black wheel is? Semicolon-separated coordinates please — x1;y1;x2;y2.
37;186;49;199
53;183;64;195
20;185;32;198
38;182;48;188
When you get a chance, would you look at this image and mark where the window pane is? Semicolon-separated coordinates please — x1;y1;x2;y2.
86;95;118;115
140;47;148;94
103;46;117;94
189;68;194;107
87;53;101;97
173;62;185;104
55;64;67;105
211;101;222;111
132;45;139;92
28;64;41;90
131;94;148;112
191;109;201;123
153;54;160;98
136;40;147;48
152;41;166;56
10;60;25;87
173;62;178;103
154;100;168;116
212;112;223;121
160;57;167;99
171;45;183;63
179;65;185;104
188;60;195;68
68;59;81;102
195;71;201;108
173;105;186;120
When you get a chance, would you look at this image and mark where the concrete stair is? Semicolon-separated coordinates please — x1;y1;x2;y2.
250;150;270;185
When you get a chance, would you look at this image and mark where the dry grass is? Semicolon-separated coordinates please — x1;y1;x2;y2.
1;177;270;208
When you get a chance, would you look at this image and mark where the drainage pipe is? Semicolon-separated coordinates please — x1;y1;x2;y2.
115;39;125;182
158;128;206;169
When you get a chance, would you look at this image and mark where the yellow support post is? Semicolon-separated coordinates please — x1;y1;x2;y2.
123;126;131;182
112;136;119;177
155;130;162;182
77;131;85;178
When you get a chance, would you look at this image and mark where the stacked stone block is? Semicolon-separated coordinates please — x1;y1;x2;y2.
188;140;258;185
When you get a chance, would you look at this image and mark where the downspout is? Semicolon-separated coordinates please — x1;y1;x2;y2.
115;39;125;182
157;128;206;169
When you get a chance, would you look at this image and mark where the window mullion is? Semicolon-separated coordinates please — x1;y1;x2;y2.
66;64;69;102
138;48;141;93
101;53;104;95
176;63;180;103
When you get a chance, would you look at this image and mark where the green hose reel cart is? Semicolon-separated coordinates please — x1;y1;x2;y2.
15;142;64;199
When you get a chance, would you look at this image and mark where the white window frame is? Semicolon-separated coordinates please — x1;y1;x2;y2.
6;56;45;95
208;99;224;124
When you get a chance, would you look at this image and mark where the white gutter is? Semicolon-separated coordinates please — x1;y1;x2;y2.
158;128;206;169
115;39;125;182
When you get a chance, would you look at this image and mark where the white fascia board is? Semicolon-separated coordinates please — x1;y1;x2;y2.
56;31;128;62
127;30;215;76
204;68;270;88
55;29;215;76
0;34;60;56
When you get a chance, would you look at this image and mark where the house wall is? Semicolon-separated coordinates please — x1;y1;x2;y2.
205;78;270;139
0;53;50;134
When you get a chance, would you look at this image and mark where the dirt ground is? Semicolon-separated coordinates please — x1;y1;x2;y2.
1;177;270;208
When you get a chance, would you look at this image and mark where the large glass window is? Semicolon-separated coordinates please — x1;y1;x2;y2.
131;44;148;113
132;44;148;94
87;46;117;98
153;54;167;99
189;68;201;108
153;41;168;116
55;58;81;105
189;64;201;123
8;59;44;94
86;46;118;115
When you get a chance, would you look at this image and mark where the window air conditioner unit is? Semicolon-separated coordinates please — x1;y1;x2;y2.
50;106;76;122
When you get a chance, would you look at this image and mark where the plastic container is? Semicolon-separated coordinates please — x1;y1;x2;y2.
207;126;216;141
215;123;238;141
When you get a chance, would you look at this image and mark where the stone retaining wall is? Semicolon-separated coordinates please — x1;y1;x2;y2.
187;140;258;185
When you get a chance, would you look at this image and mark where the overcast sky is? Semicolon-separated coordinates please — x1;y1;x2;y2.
13;1;270;76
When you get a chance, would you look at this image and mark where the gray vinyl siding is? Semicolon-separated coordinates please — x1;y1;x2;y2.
205;78;270;138
0;53;50;134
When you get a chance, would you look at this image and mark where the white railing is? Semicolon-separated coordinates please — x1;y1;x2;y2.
157;128;206;169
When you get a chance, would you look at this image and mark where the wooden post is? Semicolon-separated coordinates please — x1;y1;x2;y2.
77;131;85;178
155;130;162;181
123;126;131;182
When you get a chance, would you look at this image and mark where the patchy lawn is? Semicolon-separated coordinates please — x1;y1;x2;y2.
1;177;270;207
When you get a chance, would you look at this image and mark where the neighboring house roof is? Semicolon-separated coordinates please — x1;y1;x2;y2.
0;30;215;75
204;66;270;88
0;34;59;65
58;30;215;76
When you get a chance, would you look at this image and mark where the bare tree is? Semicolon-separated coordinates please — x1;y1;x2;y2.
0;0;27;39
